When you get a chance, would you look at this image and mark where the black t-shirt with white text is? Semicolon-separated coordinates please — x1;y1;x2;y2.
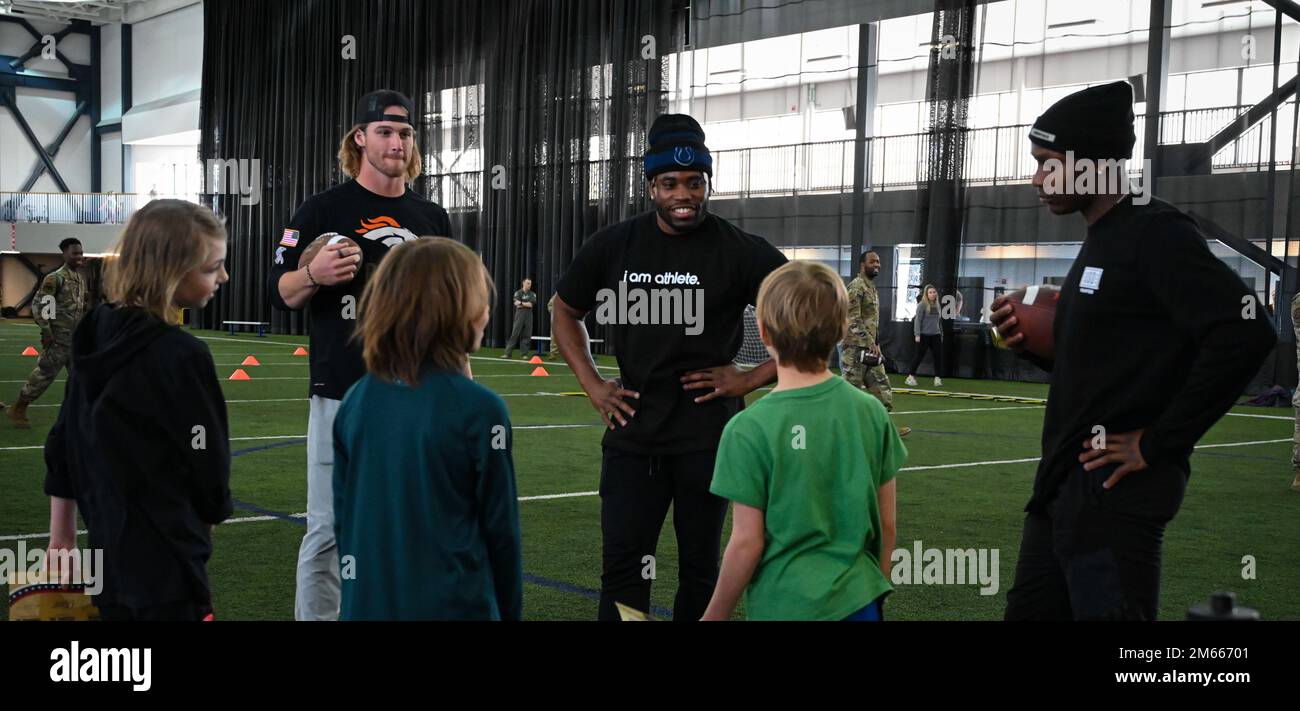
557;210;787;455
268;180;453;400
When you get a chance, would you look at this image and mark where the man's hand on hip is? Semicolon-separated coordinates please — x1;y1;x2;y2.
681;365;753;403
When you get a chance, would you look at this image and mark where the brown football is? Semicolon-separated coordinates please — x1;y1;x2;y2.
995;284;1059;360
298;233;362;269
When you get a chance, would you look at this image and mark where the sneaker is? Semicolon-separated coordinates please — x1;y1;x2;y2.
499;353;510;359
897;426;912;438
934;377;943;387
904;375;917;387
1292;470;1300;492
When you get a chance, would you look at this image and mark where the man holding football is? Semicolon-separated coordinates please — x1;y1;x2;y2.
993;81;1275;620
269;89;453;621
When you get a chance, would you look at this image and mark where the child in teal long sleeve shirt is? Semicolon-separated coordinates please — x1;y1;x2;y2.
333;237;522;620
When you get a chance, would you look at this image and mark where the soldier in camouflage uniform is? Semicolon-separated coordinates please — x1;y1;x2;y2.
8;238;88;429
844;250;910;438
1292;292;1300;491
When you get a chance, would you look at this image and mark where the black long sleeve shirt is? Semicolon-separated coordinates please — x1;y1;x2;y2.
1027;195;1276;512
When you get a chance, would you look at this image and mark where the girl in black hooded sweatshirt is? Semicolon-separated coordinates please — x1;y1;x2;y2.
44;199;233;621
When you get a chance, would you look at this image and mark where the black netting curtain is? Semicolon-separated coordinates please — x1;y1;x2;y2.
198;0;676;343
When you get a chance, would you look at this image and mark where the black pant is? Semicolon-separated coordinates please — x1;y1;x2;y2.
597;447;728;621
1004;460;1187;621
909;333;943;377
503;311;533;356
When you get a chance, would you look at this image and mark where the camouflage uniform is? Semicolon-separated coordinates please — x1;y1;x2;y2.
844;274;893;411
20;265;87;402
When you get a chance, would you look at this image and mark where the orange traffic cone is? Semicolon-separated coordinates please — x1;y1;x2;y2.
21;346;38;356
530;366;549;377
242;356;261;366
292;347;308;356
528;355;543;364
228;369;251;381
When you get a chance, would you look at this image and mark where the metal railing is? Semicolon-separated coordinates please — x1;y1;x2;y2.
5;106;1294;223
0;192;186;225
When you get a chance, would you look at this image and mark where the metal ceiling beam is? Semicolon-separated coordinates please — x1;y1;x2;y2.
19;99;88;191
0;88;72;192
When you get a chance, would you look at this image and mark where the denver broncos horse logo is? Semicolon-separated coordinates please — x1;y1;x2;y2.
354;216;420;248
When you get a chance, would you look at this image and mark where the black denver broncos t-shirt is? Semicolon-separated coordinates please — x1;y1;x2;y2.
557;210;787;455
268;180;452;400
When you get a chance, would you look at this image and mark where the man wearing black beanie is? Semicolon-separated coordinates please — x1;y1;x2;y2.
553;113;788;620
991;81;1275;620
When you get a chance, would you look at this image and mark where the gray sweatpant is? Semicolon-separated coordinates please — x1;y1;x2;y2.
295;395;342;621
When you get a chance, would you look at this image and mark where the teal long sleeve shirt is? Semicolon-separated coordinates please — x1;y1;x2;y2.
333;368;523;620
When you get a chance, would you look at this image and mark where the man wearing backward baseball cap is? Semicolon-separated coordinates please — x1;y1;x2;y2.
990;81;1275;620
269;89;453;621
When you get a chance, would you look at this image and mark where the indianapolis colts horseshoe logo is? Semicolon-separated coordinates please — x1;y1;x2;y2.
674;146;695;166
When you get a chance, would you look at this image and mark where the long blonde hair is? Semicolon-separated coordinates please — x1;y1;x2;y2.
919;283;939;314
357;237;493;385
104;199;225;324
337;123;423;182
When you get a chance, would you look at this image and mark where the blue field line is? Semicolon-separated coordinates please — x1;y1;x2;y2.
229;433;671;618
232;439;306;457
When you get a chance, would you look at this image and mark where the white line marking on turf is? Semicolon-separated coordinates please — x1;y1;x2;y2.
197;335;305;346
32;397;312;409
1195;438;1290;448
895;387;1286;422
891;405;1044;415
5;437;1291;540
1;513;309;542
518;491;600;501
900;387;1045;402
1;426;598;450
468;354;620;371
1224;412;1294;421
902;457;1042;471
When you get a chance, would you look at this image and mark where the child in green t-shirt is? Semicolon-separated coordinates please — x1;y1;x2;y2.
702;261;906;621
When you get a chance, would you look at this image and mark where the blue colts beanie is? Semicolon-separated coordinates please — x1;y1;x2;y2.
644;114;713;179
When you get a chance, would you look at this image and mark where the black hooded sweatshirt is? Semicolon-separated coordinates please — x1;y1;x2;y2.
43;304;233;610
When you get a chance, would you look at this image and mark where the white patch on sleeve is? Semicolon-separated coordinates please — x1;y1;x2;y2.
1080;267;1103;295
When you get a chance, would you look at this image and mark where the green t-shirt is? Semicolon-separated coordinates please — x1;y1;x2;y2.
710;375;906;620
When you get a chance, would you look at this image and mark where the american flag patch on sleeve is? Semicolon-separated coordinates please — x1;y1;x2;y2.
280;229;300;247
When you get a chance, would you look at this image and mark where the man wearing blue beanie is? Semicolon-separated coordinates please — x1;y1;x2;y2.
551;114;788;620
992;81;1275;620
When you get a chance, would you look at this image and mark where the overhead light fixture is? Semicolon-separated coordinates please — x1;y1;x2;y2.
1202;0;1254;8
807;54;845;63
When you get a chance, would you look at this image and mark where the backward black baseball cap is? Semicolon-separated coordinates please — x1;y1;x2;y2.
355;90;414;126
